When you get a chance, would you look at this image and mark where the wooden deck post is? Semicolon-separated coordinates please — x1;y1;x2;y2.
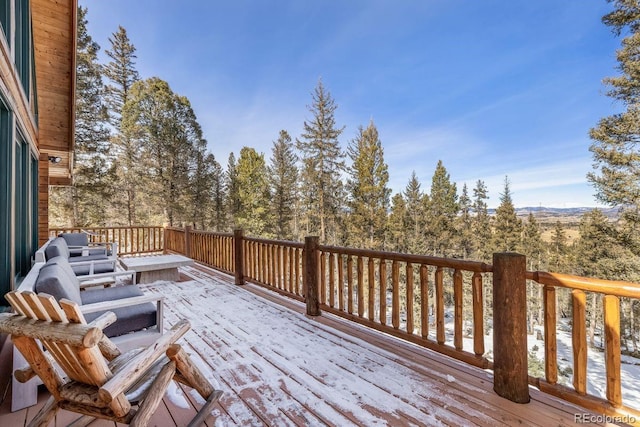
184;226;192;258
304;236;321;316
234;229;245;286
492;252;530;403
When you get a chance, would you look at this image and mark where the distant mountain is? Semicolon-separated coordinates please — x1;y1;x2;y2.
487;206;620;220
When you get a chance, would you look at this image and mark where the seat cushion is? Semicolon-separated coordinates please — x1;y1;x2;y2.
34;262;82;304
67;253;109;262
59;232;89;247
82;285;157;338
70;261;115;276
44;237;71;260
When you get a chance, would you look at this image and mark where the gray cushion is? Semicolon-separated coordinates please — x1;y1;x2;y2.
44;237;71;260
70;262;115;276
46;255;114;276
59;232;89;247
34;262;82;304
82;286;157;338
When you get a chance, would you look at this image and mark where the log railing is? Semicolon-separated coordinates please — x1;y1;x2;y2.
49;226;164;256
526;271;640;422
49;225;640;422
315;243;493;369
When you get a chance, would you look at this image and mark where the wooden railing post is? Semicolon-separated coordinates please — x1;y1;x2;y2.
234;229;245;286
492;252;530;403
163;226;168;254
185;226;192;258
304;236;321;316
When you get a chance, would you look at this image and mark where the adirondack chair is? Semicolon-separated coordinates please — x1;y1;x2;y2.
0;291;223;427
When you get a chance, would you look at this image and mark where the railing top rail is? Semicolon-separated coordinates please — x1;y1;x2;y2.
527;270;640;299
50;225;164;231
244;236;305;249
188;229;234;238
318;244;493;273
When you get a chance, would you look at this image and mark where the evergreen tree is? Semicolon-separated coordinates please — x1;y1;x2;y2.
268;130;298;239
226;152;240;229
189;150;218;229
589;0;640;256
456;184;474;259
236;147;271;235
210;159;227;231
103;25;141;225
472;180;492;261
425;160;458;256
122;77;203;226
296;79;346;244
521;213;545;271
387;193;408;253
492;177;522;252
548;221;569;273
103;25;140;127
404;172;426;254
346;121;391;250
68;5;112;226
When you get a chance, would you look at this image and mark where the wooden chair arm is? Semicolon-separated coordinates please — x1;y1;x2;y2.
98;319;190;403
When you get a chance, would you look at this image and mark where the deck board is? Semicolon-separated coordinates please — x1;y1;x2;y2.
0;264;611;426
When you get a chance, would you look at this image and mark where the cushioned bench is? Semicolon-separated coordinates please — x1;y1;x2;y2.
44;236;116;275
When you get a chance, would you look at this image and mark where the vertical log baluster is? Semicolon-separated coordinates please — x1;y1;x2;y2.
357;256;364;317
572;289;587;395
435;267;444;345
320;252;327;304
420;264;429;339
294;248;301;295
338;254;345;311
379;260;387;325
406;263;414;335
454;269;463;350
544;285;557;384
329;253;336;307
368;258;375;322
347;256;354;315
603;295;622;407
472;272;484;356
392;261;400;329
283;246;290;293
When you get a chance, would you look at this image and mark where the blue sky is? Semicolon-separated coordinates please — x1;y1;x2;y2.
82;0;620;208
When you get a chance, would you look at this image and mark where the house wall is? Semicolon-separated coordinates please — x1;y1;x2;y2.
0;0;75;304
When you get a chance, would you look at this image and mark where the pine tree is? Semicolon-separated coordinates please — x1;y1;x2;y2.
346;121;391;250
548;221;569;273
268;130;298;239
189;151;218;229
521;213;544;271
103;25;141;225
456;184;474;259
472;180;492;262
492;177;522;252
122;77;203;226
296;79;346;244
210;159;227;231
68;5;112;226
425;160;458;256
387;193;408;253
589;1;640;256
103;25;140;127
226;153;240;229
404;172;426;254
236;147;271;235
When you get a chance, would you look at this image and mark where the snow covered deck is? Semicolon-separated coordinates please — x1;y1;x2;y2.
1;264;608;426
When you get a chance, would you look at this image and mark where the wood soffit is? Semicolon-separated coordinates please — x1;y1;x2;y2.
32;0;77;186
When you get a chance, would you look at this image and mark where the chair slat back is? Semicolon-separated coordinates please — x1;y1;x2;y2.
5;291;113;386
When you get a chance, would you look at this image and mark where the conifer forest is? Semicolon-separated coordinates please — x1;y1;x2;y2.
54;3;640;357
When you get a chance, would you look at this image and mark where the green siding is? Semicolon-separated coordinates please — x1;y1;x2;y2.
0;98;10;304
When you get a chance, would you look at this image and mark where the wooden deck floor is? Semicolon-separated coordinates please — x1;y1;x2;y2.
0;264;613;426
